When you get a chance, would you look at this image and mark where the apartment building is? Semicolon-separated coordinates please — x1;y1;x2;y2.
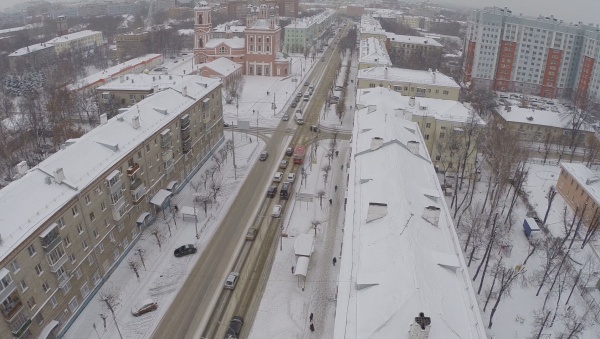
0;76;224;339
283;9;336;54
357;66;460;100
385;32;443;69
464;7;600;106
115;31;151;61
397;15;432;31
45;30;104;55
557;162;600;226
358;37;392;69
359;14;387;43
8;43;56;71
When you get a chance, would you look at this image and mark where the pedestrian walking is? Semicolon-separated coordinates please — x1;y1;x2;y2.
335;185;338;192
292;266;295;274
335;150;339;157
310;323;315;332
309;313;314;322
329;198;332;205
341;164;344;170
249;137;252;143
333;257;337;266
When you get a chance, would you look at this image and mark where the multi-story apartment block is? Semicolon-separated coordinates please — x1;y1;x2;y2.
397;15;432;31
359;14;387;43
45;30;104;55
283;9;336;54
8;43;56;71
115;31;151;61
0;76;224;339
358;37;392;69
385;32;443;69
357;66;460;100
346;4;365;19
464;7;600;106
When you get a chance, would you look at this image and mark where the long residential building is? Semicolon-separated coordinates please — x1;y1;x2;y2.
358;37;392;69
45;30;104;55
357;66;460;100
0;76;224;339
464;7;600;106
335;87;487;339
283;9;336;54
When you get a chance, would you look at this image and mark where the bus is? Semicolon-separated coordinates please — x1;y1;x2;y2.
293;145;305;165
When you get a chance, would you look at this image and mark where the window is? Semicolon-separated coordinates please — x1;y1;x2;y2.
219;46;226;54
68;297;78;312
27;244;36;257
118;223;124;232
88;256;94;266
80;282;90;298
425;134;430;140
89;212;95;222
101;202;106;211
82;240;88;251
75;268;82;279
50;296;58;309
109;232;115;243
62;281;71;294
58;217;66;229
369;83;376;88
42;281;50;293
35;264;43;275
93;229;99;238
77;224;84;235
98;243;104;253
27;296;36;309
425;123;431;128
11;260;19;272
64;235;71;247
94;185;102;194
72;206;79;217
20;279;28;292
47;245;65;266
93;271;101;285
113;248;120;260
85;195;91;205
69;253;76;263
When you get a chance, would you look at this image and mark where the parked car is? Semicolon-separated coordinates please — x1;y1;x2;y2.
304;81;309;86
259;151;268;161
272;204;282;217
295;109;302;114
279;160;288;169
282;113;290;120
225;316;244;338
290;101;297;108
266;186;277;198
224;272;239;289
334;86;343;91
174;244;197;257
296;92;303;98
294;97;300;103
287;173;296;183
274;172;283;182
285;147;293;156
246;228;258;240
131;298;158;317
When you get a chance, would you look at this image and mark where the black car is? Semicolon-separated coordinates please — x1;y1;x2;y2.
174;244;197;257
225;316;244;338
291;102;297;108
267;185;277;198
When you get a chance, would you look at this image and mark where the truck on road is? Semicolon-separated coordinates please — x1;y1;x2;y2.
293;145;305;165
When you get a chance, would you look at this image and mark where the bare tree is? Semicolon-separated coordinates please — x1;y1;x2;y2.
529;309;552;339
310;219;322;236
136;248;147;270
317;190;326;208
322;164;331;184
488;265;526;328
210;181;222;201
128;260;140;279
459;204;486;267
99;291;124;339
224;76;245;104
535;237;563;296
150;226;165;251
212;154;223;172
556;308;587;339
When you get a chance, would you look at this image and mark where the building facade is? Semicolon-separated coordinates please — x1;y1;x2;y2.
45;30;104;55
115;31;151;61
356;66;460;100
197;57;243;87
8;44;56;71
358;37;392;69
0;76;224;339
464;7;600;106
283;9;336;54
227;0;299;19
557;162;600;226
385;32;443;69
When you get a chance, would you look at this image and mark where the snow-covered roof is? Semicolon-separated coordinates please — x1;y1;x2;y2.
561;163;600;205
46;30;101;44
334;87;487;339
496;105;594;132
213;22;245;33
385;32;443;47
178;29;195;36
359;14;386;36
96;74;195;91
357;88;484;125
358;66;460;88
284;8;336;29
0;23;40;35
0;76;221;263
9;43;54;56
205;37;245;49
69;54;163;91
197;57;241;77
248;19;277;30
359;37;391;67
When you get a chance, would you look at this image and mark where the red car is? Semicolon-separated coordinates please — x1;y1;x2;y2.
131;298;158;317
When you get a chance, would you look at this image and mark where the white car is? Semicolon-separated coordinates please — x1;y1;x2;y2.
287;173;296;183
273;172;283;182
272;204;282;218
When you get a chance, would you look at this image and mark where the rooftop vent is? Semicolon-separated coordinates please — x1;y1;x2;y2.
409;96;416;107
409;312;432;339
370;137;383;151
16;161;28;175
423;206;441;226
100;113;108;125
132;115;140;129
586;176;600;185
407;141;420;155
54;168;65;184
366;202;387;223
526;116;534;121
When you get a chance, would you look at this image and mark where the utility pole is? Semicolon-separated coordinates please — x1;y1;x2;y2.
254;110;259;141
231;123;237;179
194;207;199;239
273;92;276;116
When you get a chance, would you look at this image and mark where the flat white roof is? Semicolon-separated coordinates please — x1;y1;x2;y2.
385;32;443;47
205;37;245;49
198;57;242;77
46;30;102;44
561;163;600;206
358;66;460;88
360;14;387;36
359;37;391;66
0;76;220;263
496;105;594;131
334;87;487;339
96;73;195;91
9;43;54;56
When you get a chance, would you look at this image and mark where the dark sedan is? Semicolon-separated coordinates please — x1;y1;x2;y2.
225;316;244;338
174;244;197;257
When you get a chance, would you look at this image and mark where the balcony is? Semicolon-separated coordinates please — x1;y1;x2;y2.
127;163;140;177
1;297;23;321
181;128;190;141
183;141;191;154
9;311;31;337
162;149;173;162
132;185;146;204
0;269;16;304
160;129;172;148
164;160;174;175
111;194;126;212
180;114;190;129
106;170;123;195
48;253;67;273
130;177;143;190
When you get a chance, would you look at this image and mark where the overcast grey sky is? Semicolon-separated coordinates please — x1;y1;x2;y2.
433;0;600;25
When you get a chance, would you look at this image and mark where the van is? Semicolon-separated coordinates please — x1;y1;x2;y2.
303;94;309;101
280;182;290;199
295;113;304;125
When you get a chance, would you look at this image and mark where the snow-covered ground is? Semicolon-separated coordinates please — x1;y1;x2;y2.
452;159;600;339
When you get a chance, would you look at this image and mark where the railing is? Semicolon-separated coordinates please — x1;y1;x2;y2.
48;253;67;273
1;299;22;320
127;163;140;176
41;234;61;252
161;133;172;148
130;178;143;190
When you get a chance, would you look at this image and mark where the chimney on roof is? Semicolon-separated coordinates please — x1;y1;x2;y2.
423;206;441;226
132;115;140;129
384;66;388;79
16;161;28;175
409;312;432;339
183;86;187;97
53;168;65;184
431;71;436;84
409;96;416;107
407;141;420;155
100;113;108;125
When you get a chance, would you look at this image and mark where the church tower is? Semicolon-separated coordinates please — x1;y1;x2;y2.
194;1;212;64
